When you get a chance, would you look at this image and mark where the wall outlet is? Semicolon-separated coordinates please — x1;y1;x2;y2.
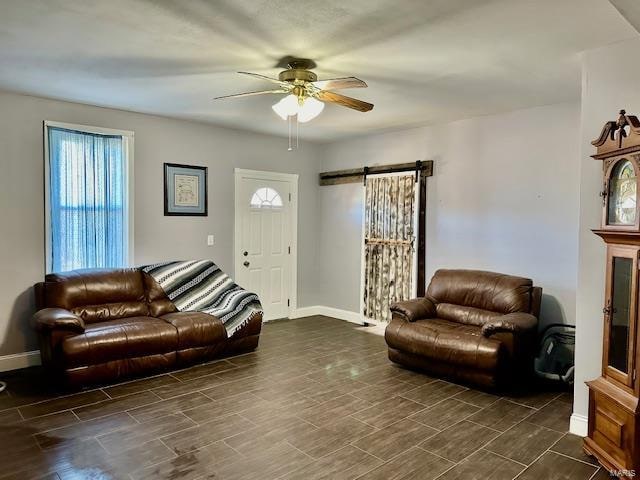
207;235;214;246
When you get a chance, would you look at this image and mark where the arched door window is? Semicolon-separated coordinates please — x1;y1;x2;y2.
250;187;283;208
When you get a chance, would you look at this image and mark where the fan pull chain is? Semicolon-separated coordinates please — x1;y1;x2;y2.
286;115;300;151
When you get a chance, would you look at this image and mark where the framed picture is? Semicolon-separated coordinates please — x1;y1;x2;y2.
164;163;208;216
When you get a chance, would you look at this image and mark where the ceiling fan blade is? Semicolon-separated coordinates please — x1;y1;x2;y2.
237;72;289;87
312;77;367;90
213;89;288;100
315;90;374;112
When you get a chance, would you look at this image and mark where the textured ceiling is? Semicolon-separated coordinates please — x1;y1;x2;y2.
0;0;636;141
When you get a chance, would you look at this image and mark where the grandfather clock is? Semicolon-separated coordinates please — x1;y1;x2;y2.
585;110;640;477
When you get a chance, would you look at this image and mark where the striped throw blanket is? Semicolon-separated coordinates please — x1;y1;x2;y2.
140;260;262;337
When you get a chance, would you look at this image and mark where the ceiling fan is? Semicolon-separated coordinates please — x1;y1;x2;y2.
214;58;374;124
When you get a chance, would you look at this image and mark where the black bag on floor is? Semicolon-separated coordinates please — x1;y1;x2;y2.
534;323;575;385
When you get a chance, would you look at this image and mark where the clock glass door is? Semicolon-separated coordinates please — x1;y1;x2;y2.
605;245;638;386
610;257;632;372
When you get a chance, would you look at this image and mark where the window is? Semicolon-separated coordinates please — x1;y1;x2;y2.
250;187;283;208
44;121;134;273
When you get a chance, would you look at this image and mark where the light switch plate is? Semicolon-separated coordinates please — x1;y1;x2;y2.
207;235;214;246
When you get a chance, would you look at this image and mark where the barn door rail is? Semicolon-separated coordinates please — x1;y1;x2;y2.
319;160;433;186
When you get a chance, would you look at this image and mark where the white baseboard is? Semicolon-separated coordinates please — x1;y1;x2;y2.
569;413;588;437
0;350;41;372
291;306;365;325
289;306;324;319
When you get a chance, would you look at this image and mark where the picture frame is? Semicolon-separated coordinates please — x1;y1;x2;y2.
163;163;208;216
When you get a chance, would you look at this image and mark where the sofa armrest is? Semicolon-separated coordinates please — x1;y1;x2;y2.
390;298;437;322
481;312;537;337
33;308;85;333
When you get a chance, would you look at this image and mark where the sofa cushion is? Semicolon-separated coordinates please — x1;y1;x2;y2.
160;311;227;349
435;303;502;328
61;316;178;368
41;269;149;324
144;272;178;318
385;317;503;372
64;352;177;386
427;269;533;322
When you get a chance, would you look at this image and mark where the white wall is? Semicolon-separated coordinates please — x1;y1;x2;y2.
0;91;322;358
317;103;581;331
2;53;625;407
573;37;640;429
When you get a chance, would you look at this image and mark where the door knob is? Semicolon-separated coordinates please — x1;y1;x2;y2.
243;261;250;267
243;251;248;256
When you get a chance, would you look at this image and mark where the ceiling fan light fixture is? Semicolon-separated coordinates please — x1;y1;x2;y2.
272;94;299;120
272;95;325;123
297;97;325;123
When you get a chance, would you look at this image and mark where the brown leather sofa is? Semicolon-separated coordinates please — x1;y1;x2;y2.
33;268;262;387
386;269;541;389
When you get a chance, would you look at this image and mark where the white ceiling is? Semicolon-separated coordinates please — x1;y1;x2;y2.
0;0;636;141
610;0;640;34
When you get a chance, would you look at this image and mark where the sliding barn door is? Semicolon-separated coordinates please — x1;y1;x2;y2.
363;175;417;323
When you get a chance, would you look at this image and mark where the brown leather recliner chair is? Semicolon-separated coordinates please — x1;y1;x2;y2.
33;268;262;387
386;269;541;389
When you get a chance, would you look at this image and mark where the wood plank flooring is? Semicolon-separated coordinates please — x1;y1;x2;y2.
0;316;605;479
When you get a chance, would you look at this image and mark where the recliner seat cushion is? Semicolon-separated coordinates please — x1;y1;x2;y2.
385;318;503;372
427;269;533;321
435;303;502;327
160;311;227;349
41;269;149;324
61;316;178;368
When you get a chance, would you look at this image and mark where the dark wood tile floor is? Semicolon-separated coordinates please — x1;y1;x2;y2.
0;316;605;480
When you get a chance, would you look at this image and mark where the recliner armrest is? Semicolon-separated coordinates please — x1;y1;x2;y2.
33;308;85;333
390;298;437;322
481;312;537;337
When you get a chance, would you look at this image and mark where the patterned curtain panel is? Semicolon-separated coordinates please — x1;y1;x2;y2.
363;175;416;322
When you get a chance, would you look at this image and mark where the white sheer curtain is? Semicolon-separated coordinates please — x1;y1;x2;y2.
47;127;127;273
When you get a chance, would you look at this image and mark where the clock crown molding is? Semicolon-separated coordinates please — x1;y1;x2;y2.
592;109;640;159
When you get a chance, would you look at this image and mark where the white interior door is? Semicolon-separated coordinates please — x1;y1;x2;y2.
235;170;296;321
